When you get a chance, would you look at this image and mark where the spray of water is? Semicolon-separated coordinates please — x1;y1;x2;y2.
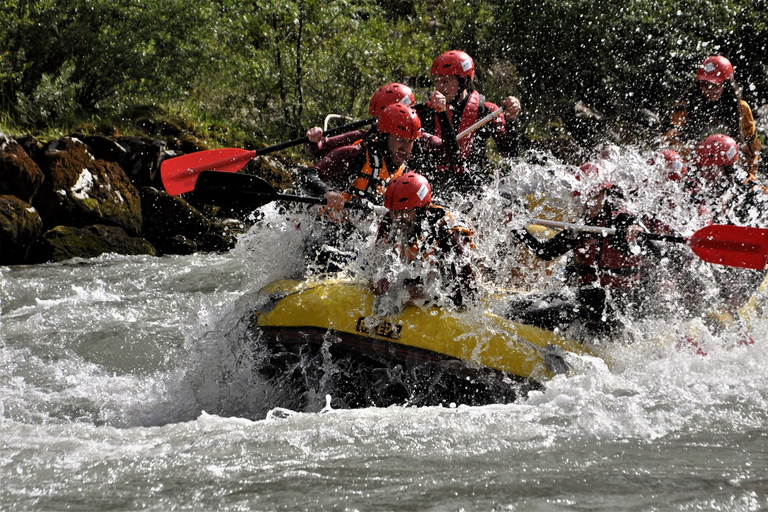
184;146;768;420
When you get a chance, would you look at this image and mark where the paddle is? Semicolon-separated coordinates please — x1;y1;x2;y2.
192;170;370;211
457;107;505;140
161;117;377;196
528;218;768;270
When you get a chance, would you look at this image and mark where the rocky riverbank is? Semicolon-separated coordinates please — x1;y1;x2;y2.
0;131;292;265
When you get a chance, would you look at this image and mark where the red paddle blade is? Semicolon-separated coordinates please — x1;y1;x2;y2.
688;224;768;270
160;148;256;195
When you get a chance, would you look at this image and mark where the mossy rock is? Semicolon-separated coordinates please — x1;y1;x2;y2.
0;195;44;264
27;224;156;263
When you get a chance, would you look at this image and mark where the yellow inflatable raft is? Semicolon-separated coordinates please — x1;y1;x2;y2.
248;278;594;408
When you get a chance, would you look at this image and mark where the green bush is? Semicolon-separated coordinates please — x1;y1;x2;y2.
0;0;765;153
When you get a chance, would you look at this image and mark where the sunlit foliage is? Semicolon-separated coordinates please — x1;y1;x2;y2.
0;0;765;150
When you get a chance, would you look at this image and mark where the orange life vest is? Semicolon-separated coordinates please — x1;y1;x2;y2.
343;140;405;203
382;206;474;264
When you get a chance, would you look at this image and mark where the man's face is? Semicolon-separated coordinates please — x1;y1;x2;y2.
699;80;725;102
698;164;724;183
387;135;415;167
433;74;461;103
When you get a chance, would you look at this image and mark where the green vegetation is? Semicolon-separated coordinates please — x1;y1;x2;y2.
1;0;766;160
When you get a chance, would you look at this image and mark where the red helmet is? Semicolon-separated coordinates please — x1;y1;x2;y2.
694;134;739;167
648;149;687;181
368;83;416;116
430;50;475;81
384;172;432;210
377;103;422;141
696;56;734;84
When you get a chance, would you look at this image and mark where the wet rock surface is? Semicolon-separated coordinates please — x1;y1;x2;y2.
0;130;261;264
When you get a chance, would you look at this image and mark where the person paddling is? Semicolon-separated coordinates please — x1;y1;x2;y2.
303;82;459;176
418;50;522;196
300;104;423;272
304;103;423;210
681;134;768;332
364;172;478;314
685;134;768;226
508;172;650;336
662;55;761;175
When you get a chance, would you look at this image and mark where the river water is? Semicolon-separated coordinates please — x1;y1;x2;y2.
3;159;768;510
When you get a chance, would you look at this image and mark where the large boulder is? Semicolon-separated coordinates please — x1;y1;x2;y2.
27;224;156;263
0;195;44;264
116;135;175;189
32;137;143;235
0;132;45;203
140;186;211;254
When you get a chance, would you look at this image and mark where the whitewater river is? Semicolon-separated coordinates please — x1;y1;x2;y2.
3;248;768;511
3;159;768;510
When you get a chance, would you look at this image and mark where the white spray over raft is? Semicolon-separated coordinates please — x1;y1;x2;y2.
163;145;768;412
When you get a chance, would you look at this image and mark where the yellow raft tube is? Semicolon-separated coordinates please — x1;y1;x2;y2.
249;277;595;407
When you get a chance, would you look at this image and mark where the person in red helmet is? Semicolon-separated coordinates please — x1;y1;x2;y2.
303;82;459;175
680;134;768;335
685;133;768;226
662;55;761;175
509;173;652;336
299;104;427;272
417;50;522;195
305;103;424;213
368;172;477;311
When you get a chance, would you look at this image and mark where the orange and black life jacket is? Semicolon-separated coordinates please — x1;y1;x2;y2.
343;140;405;203
378;205;475;264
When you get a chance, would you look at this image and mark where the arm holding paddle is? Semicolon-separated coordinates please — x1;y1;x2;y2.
526;218;768;271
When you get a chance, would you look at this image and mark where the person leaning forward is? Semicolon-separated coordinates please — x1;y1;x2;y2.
662;55;761;176
366;172;478;314
508;175;648;337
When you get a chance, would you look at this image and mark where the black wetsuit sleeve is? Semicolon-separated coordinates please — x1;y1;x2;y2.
303;169;332;196
436;110;461;165
514;228;576;261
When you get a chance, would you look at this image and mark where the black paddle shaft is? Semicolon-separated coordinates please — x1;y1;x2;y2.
253;102;425;156
193;170;367;210
254;118;375;156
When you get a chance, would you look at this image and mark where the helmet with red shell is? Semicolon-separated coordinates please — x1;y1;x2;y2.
369;83;416;116
430;50;475;81
648;149;687;181
694;134;739;167
384;172;432;210
377;103;422;141
696;56;734;84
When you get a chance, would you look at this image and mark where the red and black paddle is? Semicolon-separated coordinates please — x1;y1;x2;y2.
529;218;768;271
160;117;376;196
